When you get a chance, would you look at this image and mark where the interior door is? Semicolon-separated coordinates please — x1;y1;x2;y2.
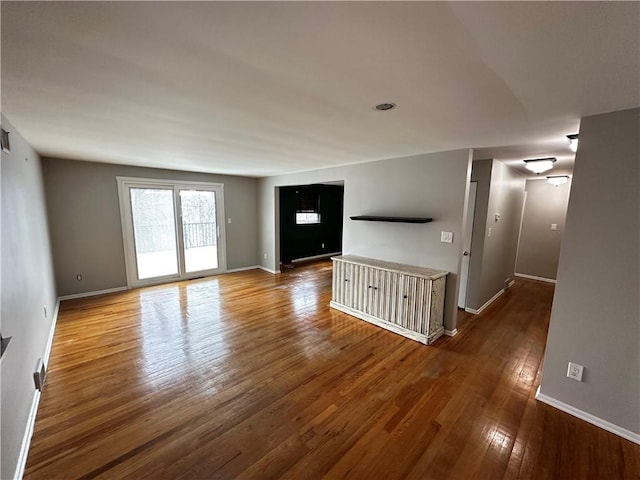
458;181;477;308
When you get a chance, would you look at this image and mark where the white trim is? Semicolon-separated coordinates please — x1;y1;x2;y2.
465;287;506;315
225;265;260;273
514;190;527;275
444;328;458;337
291;252;341;263
258;266;281;274
58;286;129;301
15;390;41;480
14;296;62;480
115;176;225;188
515;272;557;284
535;387;640;445
43;299;60;366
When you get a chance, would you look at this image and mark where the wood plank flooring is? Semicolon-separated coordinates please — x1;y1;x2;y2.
24;261;639;479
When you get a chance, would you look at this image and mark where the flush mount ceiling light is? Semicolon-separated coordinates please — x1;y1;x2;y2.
547;175;570;186
524;157;556;174
374;103;396;111
567;134;579;152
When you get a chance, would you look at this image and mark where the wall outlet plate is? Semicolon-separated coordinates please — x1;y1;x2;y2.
567;362;584;382
440;231;454;243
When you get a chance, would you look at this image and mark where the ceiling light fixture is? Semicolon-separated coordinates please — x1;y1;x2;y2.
374;103;396;111
547;175;570;186
524;157;556;174
567;134;579;152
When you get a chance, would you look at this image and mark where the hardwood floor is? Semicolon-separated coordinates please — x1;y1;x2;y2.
25;261;639;479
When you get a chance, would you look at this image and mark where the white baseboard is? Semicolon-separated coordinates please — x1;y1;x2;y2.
14;296;61;480
14;390;41;480
465;287;506;315
515;272;557;284
226;265;260;273
535;387;640;445
258;266;280;274
292;252;341;263
58;286;129;301
444;329;457;337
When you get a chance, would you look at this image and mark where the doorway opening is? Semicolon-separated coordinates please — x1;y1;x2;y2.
278;182;344;269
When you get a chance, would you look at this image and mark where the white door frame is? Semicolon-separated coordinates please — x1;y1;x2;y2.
116;176;227;288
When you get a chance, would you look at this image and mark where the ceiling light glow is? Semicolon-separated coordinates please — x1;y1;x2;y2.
547;175;569;186
524;157;556;174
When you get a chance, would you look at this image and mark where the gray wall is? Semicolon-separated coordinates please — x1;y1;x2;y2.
1;116;58;479
539;108;639;435
258;149;473;332
467;159;525;311
42;158;259;296
516;178;571;280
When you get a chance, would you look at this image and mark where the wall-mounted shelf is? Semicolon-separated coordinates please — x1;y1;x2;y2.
350;215;433;224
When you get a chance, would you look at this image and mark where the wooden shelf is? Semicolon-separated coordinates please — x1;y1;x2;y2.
350;215;433;224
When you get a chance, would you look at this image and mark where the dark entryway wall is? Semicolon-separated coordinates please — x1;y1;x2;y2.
279;184;344;264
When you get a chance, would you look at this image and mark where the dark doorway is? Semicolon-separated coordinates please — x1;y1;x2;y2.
279;183;344;266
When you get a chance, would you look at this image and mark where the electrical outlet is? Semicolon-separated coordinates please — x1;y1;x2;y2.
487;227;492;238
321;242;325;249
263;253;267;260
551;223;557;231
440;231;454;243
567;362;584;382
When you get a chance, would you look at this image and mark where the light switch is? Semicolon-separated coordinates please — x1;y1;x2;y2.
551;223;557;231
487;227;492;238
440;231;454;243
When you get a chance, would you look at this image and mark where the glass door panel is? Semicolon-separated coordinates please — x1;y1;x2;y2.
129;188;179;280
179;189;219;273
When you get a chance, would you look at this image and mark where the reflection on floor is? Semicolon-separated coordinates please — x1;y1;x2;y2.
24;260;639;479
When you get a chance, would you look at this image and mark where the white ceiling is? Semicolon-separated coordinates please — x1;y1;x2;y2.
2;2;638;177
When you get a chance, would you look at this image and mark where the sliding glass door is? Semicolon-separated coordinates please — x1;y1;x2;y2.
179;189;219;273
130;187;179;280
117;178;226;287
